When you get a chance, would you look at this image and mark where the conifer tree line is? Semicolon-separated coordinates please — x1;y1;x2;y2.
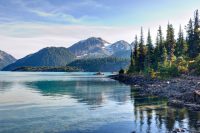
127;10;200;77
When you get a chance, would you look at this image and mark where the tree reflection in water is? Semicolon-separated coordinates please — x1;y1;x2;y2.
130;85;200;132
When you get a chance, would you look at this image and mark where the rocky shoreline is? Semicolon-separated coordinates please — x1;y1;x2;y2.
109;74;200;111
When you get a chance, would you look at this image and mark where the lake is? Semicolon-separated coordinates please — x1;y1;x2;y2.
0;72;199;133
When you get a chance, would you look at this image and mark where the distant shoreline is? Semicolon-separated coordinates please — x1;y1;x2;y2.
10;66;83;72
109;74;200;111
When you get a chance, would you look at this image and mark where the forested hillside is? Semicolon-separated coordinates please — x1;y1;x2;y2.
3;47;75;71
68;57;129;72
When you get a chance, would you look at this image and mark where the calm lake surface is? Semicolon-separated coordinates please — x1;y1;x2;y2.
0;72;199;133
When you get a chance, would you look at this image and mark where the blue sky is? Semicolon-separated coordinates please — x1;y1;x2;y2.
0;0;200;58
1;0;200;26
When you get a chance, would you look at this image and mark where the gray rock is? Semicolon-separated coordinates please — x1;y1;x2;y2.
111;74;200;111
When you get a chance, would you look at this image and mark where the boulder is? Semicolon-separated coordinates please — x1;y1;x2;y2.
194;90;200;104
185;103;200;111
181;92;194;103
167;100;184;108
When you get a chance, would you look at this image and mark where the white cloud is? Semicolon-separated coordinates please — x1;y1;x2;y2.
29;9;85;24
0;8;192;59
30;10;54;17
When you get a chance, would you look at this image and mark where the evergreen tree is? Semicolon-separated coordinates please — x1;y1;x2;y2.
157;26;167;63
126;9;200;77
166;23;176;66
166;23;170;54
145;29;154;68
187;18;195;58
133;35;138;60
128;42;135;73
193;10;200;57
175;25;187;57
162;45;168;66
128;35;139;73
153;34;160;69
130;47;134;66
128;58;134;73
133;35;139;71
138;27;146;71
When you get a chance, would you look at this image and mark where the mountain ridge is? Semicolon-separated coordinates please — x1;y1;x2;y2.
68;37;110;58
0;50;16;70
68;37;131;58
68;57;129;72
2;37;132;71
3;47;76;71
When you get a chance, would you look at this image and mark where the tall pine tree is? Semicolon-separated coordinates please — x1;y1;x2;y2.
154;34;160;69
175;25;187;57
133;35;138;60
193;10;200;57
130;48;134;66
133;35;139;72
128;39;135;73
166;23;176;66
138;27;146;71
145;29;154;68
187;18;195;58
157;26;167;63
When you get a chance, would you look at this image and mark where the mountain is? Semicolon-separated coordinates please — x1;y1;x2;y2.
1;38;132;71
68;38;131;59
68;57;129;72
3;47;75;71
68;37;110;58
106;40;131;54
111;50;131;59
0;50;16;70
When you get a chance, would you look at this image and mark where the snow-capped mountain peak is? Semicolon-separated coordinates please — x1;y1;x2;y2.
105;40;131;54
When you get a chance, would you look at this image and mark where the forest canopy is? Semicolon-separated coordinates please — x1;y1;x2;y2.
125;10;200;78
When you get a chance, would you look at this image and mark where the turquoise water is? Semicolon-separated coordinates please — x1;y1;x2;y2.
0;72;199;133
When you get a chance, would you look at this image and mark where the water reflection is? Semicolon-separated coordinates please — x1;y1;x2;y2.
130;86;200;133
0;81;13;92
0;72;200;133
25;80;130;108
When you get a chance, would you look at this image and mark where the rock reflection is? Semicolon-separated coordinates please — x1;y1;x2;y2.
188;110;200;131
130;86;200;132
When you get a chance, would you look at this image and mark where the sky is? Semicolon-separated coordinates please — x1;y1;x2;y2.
0;0;200;59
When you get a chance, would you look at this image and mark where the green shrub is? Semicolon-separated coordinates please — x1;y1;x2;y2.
119;69;125;74
189;54;200;75
127;65;135;74
175;56;188;74
149;69;157;79
159;64;180;78
169;65;180;77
